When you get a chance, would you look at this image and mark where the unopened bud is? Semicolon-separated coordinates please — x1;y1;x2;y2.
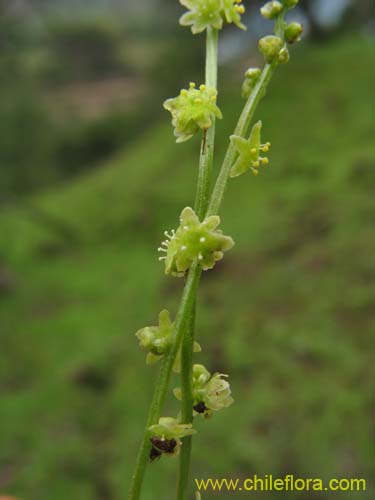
260;1;283;20
283;0;299;8
241;67;261;99
285;22;303;43
258;35;284;63
278;47;290;64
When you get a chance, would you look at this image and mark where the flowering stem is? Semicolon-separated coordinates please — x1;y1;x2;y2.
194;27;219;218
206;63;274;217
178;27;219;500
128;262;201;500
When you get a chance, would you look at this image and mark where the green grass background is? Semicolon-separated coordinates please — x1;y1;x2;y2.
1;36;374;499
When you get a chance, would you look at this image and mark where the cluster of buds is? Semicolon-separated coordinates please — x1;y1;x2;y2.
158;206;234;277
148;417;196;461
259;35;289;64
259;0;302;64
135;310;173;364
174;364;234;418
163;83;222;143
230;121;270;177
179;0;246;34
241;67;262;99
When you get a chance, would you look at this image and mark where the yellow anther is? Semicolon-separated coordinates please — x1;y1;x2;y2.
261;144;269;153
180;89;188;96
252;160;260;168
251;147;257;155
234;0;241;3
235;5;245;14
189;82;196;89
199;84;206;91
194;98;202;104
252;168;259;176
211;95;217;102
261;157;269;165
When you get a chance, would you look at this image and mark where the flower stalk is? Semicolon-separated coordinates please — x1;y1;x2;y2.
128;2;303;499
178;25;219;500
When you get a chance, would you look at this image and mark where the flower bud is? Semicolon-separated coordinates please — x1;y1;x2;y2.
241;67;261;99
284;22;303;43
283;0;299;8
159;207;234;277
163;83;222;143
135;310;173;364
260;1;283;20
230;121;271;177
278;46;290;64
258;35;284;63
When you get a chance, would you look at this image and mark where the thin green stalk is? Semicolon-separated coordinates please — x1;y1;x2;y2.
178;27;219;500
194;27;219;218
128;262;201;500
206;63;274;217
129;26;281;500
176;300;195;500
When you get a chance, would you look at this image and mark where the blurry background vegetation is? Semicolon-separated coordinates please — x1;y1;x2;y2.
0;1;374;499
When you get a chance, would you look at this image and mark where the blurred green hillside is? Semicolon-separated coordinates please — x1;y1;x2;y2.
0;36;374;499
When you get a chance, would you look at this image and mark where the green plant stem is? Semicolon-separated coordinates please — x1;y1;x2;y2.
178;27;219;500
194;27;218;218
128;262;201;500
129;30;278;500
206;63;274;217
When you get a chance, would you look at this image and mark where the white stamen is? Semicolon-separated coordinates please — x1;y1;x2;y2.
158;247;167;253
181;245;187;251
183;226;189;230
158;256;166;261
198;253;203;261
199;237;206;243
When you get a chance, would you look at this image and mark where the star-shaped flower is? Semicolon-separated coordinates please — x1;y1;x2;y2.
179;0;246;34
230;121;271;178
158;206;234;277
164;83;222;143
180;0;223;33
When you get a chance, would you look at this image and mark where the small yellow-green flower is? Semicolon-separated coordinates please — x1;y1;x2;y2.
164;83;222;143
230;121;270;177
174;364;234;417
159;207;234;277
148;417;196;461
135;310;173;364
179;0;246;34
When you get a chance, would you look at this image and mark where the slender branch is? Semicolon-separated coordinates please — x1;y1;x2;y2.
128;262;202;500
178;27;219;500
194;27;219;218
206;63;274;217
